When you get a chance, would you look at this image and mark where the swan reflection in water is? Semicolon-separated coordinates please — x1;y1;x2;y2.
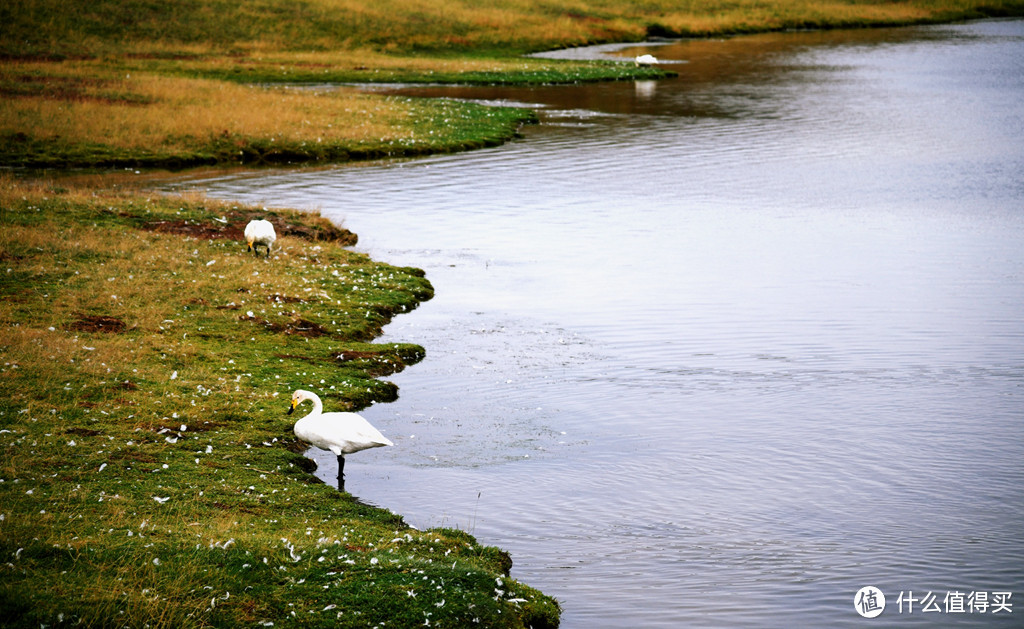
635;80;658;100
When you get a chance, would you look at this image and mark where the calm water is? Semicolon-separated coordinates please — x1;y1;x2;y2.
169;20;1024;627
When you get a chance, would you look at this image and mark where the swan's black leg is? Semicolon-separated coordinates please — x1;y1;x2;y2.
337;454;346;491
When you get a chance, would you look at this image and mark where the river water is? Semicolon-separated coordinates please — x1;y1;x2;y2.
169;20;1024;627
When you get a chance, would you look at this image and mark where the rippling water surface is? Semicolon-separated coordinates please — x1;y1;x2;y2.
169;20;1024;627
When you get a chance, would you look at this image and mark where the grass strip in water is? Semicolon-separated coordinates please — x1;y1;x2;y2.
0;176;561;628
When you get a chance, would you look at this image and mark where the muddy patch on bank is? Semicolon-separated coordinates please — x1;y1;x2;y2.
139;210;357;246
68;314;129;333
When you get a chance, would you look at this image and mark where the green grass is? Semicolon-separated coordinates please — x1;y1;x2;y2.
178;58;672;86
0;177;560;628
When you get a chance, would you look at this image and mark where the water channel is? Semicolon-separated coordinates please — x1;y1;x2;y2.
169;19;1024;627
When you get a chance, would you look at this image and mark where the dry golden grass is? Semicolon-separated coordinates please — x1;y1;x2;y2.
651;1;939;34
8;0;1016;169
1;57;542;168
187;48;551;73
5;0;1021;60
0;63;416;150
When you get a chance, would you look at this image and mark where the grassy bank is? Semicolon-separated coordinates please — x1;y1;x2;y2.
0;176;560;628
4;0;1024;59
0;53;665;168
4;0;1020;169
0;62;541;169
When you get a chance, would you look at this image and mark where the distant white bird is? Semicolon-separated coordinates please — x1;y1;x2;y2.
244;219;276;257
635;54;659;67
288;389;393;491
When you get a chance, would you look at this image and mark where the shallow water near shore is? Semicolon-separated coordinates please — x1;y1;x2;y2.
169;20;1024;627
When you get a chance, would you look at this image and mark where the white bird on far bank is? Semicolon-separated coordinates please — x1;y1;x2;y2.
635;54;659;66
244;219;276;257
287;389;393;491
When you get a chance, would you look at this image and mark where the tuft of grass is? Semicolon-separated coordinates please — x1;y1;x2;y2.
0;176;561;628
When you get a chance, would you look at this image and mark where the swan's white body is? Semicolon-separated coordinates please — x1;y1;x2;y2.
288;389;392;491
635;54;659;67
289;389;392;456
244;219;277;257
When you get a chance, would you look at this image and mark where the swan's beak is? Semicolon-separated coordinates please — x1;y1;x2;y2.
287;400;296;415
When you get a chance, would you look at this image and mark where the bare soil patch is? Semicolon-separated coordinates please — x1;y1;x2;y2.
140;210;357;245
68;314;127;333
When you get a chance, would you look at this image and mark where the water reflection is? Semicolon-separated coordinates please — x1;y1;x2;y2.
170;20;1024;629
633;79;657;99
387;25;959;120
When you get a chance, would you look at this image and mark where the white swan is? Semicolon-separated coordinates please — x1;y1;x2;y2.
635;54;659;67
244;219;277;257
287;389;393;490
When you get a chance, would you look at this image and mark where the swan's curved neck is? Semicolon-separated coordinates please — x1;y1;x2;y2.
305;393;323;416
